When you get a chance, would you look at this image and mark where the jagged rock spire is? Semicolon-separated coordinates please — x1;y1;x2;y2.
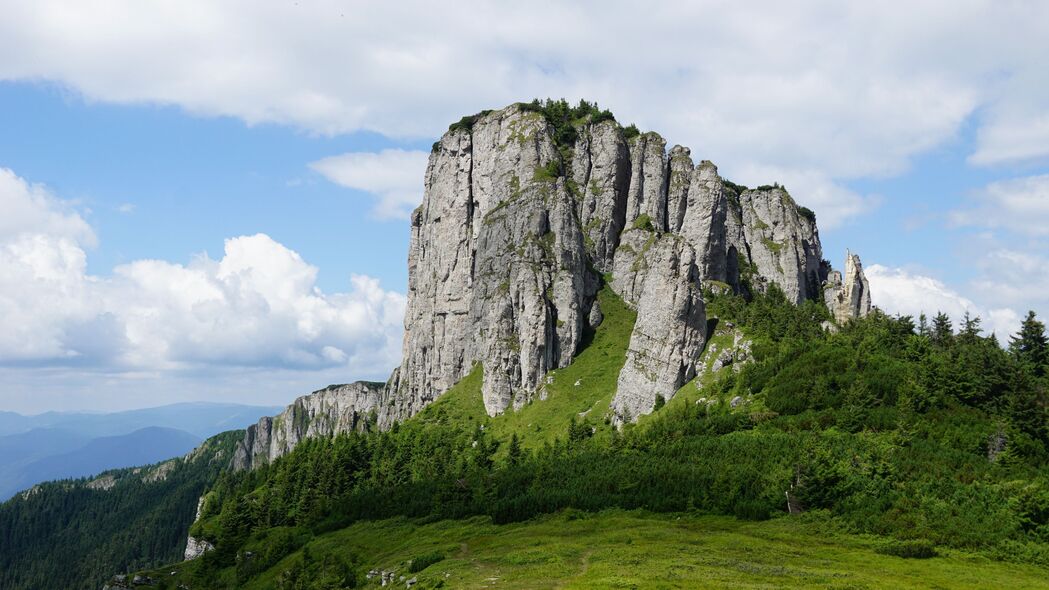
824;250;872;323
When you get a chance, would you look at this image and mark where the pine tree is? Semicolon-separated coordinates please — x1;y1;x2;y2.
931;312;953;348
507;433;522;467
918;313;929;337
960;311;982;343
1010;311;1049;378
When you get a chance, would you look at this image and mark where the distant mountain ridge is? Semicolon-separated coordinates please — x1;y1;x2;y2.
0;402;284;438
0;402;280;500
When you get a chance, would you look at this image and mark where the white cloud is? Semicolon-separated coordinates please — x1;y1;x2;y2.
5;2;1049;224
866;264;1021;338
310;149;429;219
0;168;406;377
0;168;95;245
950;174;1049;236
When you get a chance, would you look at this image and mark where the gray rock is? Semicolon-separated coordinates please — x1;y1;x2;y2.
711;349;734;372
231;381;392;471
730;396;743;408
588;300;604;330
397;105;596;417
624;132;668;232
208;101;860;473
824;250;872;323
665;146;693;233
571;120;630;271
988;429;1008;462
611;230;706;423
736;187;825;304
184;496;214;560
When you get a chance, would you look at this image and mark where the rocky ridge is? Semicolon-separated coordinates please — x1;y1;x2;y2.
230;100;874;470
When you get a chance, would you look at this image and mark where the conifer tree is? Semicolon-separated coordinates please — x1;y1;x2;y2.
1010;311;1049;377
931;312;953;347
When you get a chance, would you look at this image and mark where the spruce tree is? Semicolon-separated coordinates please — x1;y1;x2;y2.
1010;311;1049;377
931;312;953;347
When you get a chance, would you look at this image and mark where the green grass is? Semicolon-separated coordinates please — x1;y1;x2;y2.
416;285;636;450
152;510;1049;589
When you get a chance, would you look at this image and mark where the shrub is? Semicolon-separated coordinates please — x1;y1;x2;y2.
876;540;938;559
408;551;445;573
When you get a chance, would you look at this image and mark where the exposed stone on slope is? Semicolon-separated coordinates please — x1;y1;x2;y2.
231;381;391;471
229;101;861;442
183;496;213;561
571;120;630;271
610;229;707;423
824;250;872;323
624;132;669;232
665;146;693;234
736;187;826;304
680;160;735;287
397;105;597;417
396;127;477;419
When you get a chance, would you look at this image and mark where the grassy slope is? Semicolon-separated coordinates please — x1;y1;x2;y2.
135;289;1049;588
416;285;636;451
153;509;1049;589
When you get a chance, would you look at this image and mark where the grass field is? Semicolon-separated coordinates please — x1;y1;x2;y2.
157;509;1049;589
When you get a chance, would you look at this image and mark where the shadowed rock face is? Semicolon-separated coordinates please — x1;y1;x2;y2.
230;101;872;470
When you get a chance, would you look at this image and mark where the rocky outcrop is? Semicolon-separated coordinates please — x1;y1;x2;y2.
737;187;825;304
226;102;871;447
624;132;669;231
231;381;393;471
184;497;213;561
396;105;597;417
571;120;630;270
824;251;871;323
611;229;707;423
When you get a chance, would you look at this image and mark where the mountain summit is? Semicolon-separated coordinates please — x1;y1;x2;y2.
233;100;871;470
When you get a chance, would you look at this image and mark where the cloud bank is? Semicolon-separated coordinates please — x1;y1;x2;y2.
5;1;1049;226
0;168;405;376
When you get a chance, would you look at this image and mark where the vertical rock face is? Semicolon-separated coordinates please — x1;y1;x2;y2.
184;496;214;561
665;146;693;234
611;230;707;423
396;105;597;417
736;188;825;304
624;132;669;232
824;251;872;323
231;381;391;471
680;160;732;286
232;101;872;451
571;120;630;271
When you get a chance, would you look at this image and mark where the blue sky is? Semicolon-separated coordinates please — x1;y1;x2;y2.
1;1;1047;413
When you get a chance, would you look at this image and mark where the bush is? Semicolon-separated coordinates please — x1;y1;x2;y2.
408;551;444;573
876;540;938;559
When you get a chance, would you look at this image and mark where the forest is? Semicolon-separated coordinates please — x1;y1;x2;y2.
150;287;1049;588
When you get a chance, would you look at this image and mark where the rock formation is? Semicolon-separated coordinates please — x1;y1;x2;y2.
226;100;875;469
183;496;214;561
231;381;392;471
824;250;872;323
394;105;597;417
611;230;706;422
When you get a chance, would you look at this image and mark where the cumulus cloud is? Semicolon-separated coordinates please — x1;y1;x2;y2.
310;149;429;219
0;168;405;376
5;2;1049;224
866;264;1020;338
950;174;1049;237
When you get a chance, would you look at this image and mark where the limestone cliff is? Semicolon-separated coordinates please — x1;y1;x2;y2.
824;250;872;323
231;381;392;471
229;100;874;470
